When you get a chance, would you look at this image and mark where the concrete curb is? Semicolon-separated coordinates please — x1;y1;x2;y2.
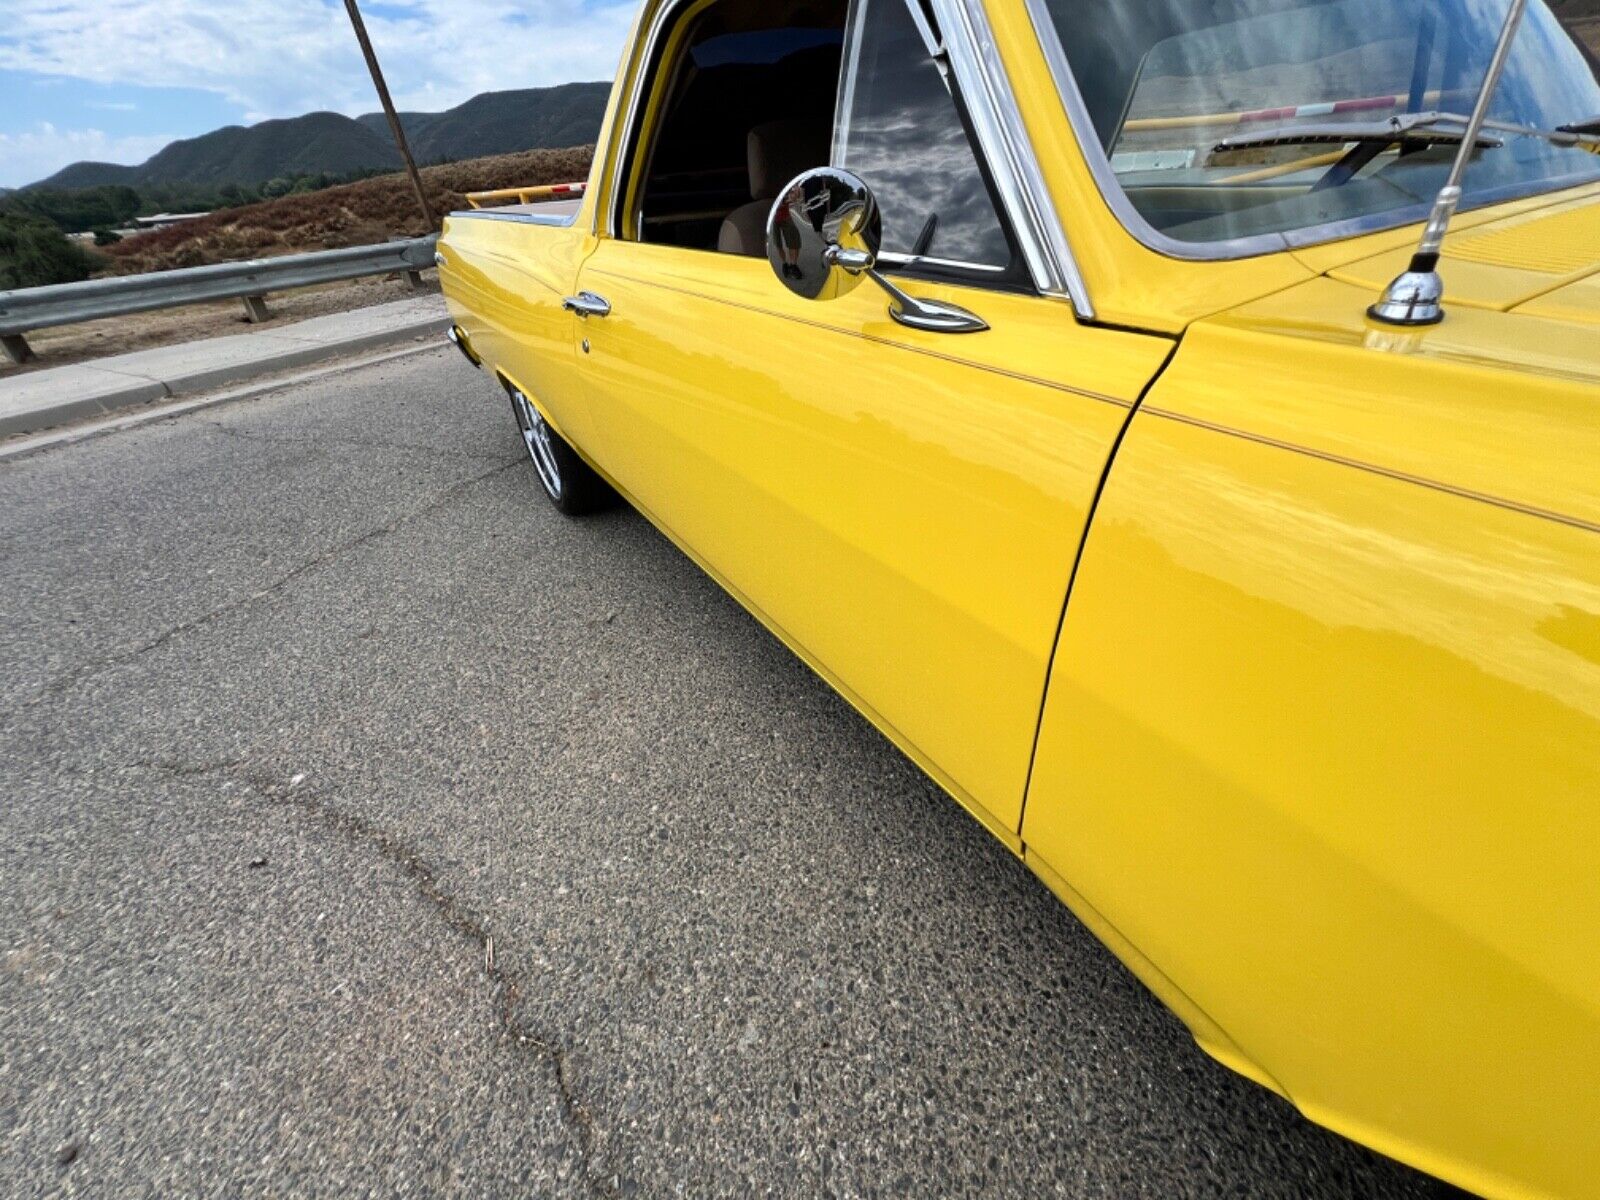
0;341;449;462
0;295;450;439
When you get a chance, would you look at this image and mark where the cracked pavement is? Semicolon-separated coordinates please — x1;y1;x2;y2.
0;349;1454;1198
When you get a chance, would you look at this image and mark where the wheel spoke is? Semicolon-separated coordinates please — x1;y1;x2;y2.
510;389;562;500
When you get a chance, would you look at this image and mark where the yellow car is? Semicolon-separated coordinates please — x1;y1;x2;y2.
436;1;1600;1195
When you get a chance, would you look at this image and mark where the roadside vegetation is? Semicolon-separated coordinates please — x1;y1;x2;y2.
0;212;101;290
0;171;397;237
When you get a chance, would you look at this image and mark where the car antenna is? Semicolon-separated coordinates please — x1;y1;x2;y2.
1369;0;1529;326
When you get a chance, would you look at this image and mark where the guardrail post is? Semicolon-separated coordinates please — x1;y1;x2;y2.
2;334;34;365
405;270;425;289
240;296;272;323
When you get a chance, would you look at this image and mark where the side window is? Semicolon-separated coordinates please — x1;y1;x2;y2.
834;0;1014;273
623;0;848;255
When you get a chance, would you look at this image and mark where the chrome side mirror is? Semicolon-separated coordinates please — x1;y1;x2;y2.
764;167;879;302
766;168;987;334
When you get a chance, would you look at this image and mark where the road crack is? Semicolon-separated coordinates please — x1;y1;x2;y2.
123;757;618;1199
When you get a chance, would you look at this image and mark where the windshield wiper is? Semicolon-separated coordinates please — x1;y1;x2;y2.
1214;111;1502;155
1217;109;1600;159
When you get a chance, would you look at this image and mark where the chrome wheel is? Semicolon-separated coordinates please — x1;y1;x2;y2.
510;388;563;501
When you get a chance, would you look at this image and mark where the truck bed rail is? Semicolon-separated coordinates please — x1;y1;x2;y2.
465;182;588;210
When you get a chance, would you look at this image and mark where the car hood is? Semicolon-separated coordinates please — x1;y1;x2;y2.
1188;230;1600;534
1318;189;1600;325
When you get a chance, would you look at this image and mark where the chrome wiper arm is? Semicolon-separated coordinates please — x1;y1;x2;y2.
1214;111;1503;154
1430;111;1600;155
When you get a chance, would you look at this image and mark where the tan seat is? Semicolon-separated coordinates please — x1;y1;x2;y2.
718;120;832;256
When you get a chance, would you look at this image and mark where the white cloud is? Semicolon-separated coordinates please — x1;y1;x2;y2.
0;0;637;122
0;123;177;187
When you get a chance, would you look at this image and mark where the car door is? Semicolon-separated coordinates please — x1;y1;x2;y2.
572;0;1172;842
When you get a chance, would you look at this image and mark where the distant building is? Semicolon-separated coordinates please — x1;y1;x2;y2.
133;212;211;230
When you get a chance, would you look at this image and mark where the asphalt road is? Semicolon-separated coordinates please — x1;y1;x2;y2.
1;349;1455;1199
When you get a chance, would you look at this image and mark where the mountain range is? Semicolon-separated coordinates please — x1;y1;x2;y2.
27;82;610;192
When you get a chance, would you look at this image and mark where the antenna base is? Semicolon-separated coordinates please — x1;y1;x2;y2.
1368;266;1445;326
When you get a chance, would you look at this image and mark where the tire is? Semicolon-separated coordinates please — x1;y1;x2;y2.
507;385;616;516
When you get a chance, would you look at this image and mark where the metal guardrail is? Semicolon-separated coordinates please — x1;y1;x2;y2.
0;235;439;365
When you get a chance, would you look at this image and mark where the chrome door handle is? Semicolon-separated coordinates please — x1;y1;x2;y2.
562;291;611;319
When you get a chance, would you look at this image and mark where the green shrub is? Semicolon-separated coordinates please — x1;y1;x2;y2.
0;184;141;234
0;213;100;289
93;227;124;246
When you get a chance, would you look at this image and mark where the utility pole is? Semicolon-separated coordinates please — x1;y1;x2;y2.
343;0;436;229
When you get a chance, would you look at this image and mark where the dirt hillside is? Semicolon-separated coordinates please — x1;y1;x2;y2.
101;146;596;275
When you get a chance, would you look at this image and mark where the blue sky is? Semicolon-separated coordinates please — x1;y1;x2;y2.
0;0;637;188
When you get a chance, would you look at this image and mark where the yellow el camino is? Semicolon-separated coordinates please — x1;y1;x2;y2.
436;1;1600;1195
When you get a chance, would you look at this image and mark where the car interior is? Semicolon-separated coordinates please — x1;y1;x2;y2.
631;0;849;255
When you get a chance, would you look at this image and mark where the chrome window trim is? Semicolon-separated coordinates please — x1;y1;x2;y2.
831;0;870;164
603;0;686;241
904;0;946;61
605;0;1095;317
934;0;1095;317
880;250;1006;274
1023;0;1600;262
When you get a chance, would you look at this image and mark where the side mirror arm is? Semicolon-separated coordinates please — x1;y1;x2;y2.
778;174;987;335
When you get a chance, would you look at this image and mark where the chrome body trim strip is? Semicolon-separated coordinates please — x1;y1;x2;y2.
450;209;577;228
935;0;1095;317
1022;0;1600;263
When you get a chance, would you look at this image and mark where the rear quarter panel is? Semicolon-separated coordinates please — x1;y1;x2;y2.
1021;306;1600;1200
438;213;596;447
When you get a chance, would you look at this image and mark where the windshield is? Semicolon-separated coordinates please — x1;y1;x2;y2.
1038;0;1600;250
